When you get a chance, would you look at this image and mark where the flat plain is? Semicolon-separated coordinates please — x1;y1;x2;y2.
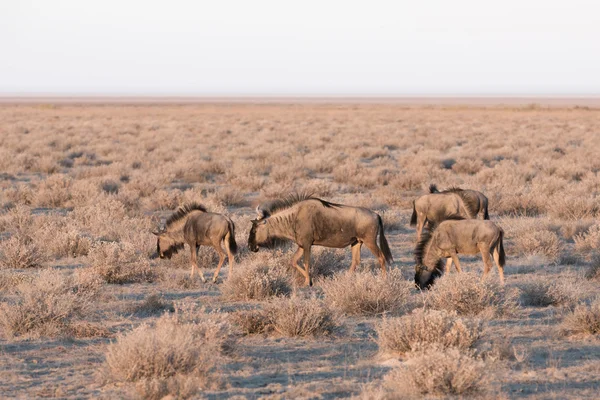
1;101;600;399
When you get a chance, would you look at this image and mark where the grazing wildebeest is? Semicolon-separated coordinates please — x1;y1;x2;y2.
153;203;237;283
248;193;393;286
410;189;478;242
429;184;489;220
414;216;506;289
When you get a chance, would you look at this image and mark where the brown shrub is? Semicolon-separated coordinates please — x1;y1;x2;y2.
426;272;519;318
103;310;227;392
512;225;561;264
88;241;159;284
0;233;45;269
376;309;482;356
213;187;246;207
320;269;412;316
574;224;600;253
221;261;292;301
561;299;600;336
34;175;72;207
520;279;582;308
586;253;600;280
380;349;490;398
0;269;100;338
266;295;338;337
231;309;270;335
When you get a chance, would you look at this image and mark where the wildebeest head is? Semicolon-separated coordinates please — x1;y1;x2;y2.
248;218;268;252
414;260;444;290
152;229;184;259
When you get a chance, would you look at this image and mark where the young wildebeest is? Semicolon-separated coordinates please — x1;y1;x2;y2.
410;189;478;241
429;184;489;220
248;193;393;286
414;216;505;289
153;203;237;283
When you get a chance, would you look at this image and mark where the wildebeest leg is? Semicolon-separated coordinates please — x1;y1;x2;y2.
211;241;227;283
479;244;493;279
492;249;505;284
445;258;453;273
302;246;313;286
364;240;387;277
224;237;234;281
190;245;206;282
450;253;462;272
349;242;362;272
290;246;307;278
416;214;426;241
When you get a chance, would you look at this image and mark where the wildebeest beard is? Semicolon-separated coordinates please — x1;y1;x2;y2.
158;239;185;259
414;259;444;289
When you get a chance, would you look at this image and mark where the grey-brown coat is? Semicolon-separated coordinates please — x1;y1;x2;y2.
414;216;505;289
429;184;489;220
153;203;237;283
248;194;393;286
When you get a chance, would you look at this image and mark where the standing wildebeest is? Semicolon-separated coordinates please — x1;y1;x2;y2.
429;184;489;220
248;193;393;286
414;216;505;289
410;189;478;242
153;203;237;283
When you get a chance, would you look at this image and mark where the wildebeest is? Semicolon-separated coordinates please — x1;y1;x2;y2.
414;216;505;289
410;188;479;241
248;193;393;286
153;203;237;283
429;184;489;220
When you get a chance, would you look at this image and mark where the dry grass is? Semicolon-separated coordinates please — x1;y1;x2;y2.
426;272;519;318
0;233;45;269
561;299;600;336
378;349;491;398
103;310;227;395
0;269;100;339
319;269;413;316
520;279;582;308
231;308;271;335
87;241;159;284
266;295;338;337
221;260;292;301
376;309;482;356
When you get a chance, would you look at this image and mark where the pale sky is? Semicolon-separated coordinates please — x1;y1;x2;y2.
1;0;599;96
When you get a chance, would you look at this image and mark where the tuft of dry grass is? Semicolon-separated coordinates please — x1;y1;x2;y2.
320;269;412;316
231;309;271;335
561;299;600;336
133;294;174;316
221;261;292;301
88;241;159;284
520;279;582;308
379;349;490;398
103;310;227;394
265;295;338;337
376;309;482;356
0;233;45;269
426;272;519;318
0;269;100;339
586;253;600;280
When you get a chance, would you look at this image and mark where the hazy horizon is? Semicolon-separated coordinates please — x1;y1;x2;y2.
2;1;599;96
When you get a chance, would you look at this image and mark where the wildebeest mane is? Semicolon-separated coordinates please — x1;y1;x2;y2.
429;184;478;218
259;192;340;217
166;202;208;228
414;228;434;266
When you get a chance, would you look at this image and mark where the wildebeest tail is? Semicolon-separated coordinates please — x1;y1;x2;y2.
227;218;238;254
483;200;490;220
377;214;394;264
498;229;505;267
410;200;417;226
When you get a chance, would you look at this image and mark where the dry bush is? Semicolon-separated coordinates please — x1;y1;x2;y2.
0;233;45;269
426;272;519;318
34;174;72;207
103;310;227;394
320;269;412;316
376;309;482;356
561;299;600;336
265;295;338;337
221;260;292;301
88;241;158;284
133;294;174;316
213;187;246;207
231;309;270;335
158;268;205;290
520;279;582;308
585;253;600;280
0;269;100;338
0;271;34;291
574;224;600;253
379;349;490;398
548;195;599;220
511;224;561;264
452;158;483;175
36;217;91;258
